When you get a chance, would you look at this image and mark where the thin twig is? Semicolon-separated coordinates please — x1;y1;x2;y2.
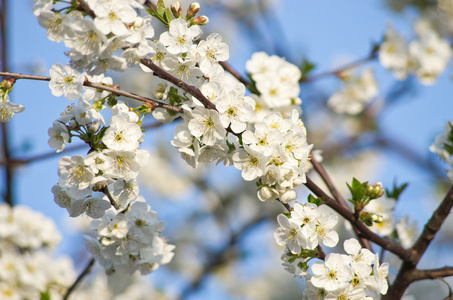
301;52;378;83
140;58;217;110
310;158;373;251
63;257;95;300
0;71;182;113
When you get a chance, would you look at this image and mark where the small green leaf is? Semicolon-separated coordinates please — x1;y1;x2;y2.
307;194;323;206
299;57;316;81
385;180;408;201
347;177;368;204
164;8;173;23
41;291;51;300
157;0;166;16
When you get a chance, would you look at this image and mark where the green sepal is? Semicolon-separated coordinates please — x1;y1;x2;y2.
92;97;106;112
283;212;291;218
107;96;117;108
297;260;309;272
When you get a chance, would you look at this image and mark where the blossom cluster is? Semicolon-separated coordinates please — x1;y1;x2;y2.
379;24;452;85
246;51;303;121
304;239;389;300
362;197;418;249
49;92;174;274
327;69;378;115
0;204;76;299
274;202;389;299
33;0;316;277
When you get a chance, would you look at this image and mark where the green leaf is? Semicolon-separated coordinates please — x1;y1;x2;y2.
385;180;408;201
307;194;323;206
347;177;368;204
299;57;316;81
157;0;166;16
41;291;51;300
164;8;173;23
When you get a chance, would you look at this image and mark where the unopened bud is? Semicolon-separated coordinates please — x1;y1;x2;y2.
69;119;78;129
366;182;384;199
371;213;383;223
257;186;275;202
143;102;155;113
171;1;182;18
280;189;297;204
88;120;101;133
186;2;200;19
190;15;209;26
0;77;15;93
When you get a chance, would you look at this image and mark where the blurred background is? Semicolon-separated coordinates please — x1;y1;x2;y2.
2;0;453;299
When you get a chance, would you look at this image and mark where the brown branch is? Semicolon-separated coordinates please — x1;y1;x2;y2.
63;257;95;300
385;185;453;299
304;176;411;260
310;158;373;251
77;0;95;18
411;266;453;281
140;58;217;111
0;71;182;113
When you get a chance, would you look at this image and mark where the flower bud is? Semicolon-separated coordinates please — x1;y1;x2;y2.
190;15;209;26
257;186;275;202
69;119;79;129
371;213;383;223
366;182;384;200
88;120;101;133
171;1;182;18
134;17;144;28
279;189;297;204
0;77;15;94
186;2;200;19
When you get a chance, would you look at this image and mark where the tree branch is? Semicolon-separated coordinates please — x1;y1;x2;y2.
140;58;217;110
0;71;182;113
385;185;453;299
411;266;453;281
